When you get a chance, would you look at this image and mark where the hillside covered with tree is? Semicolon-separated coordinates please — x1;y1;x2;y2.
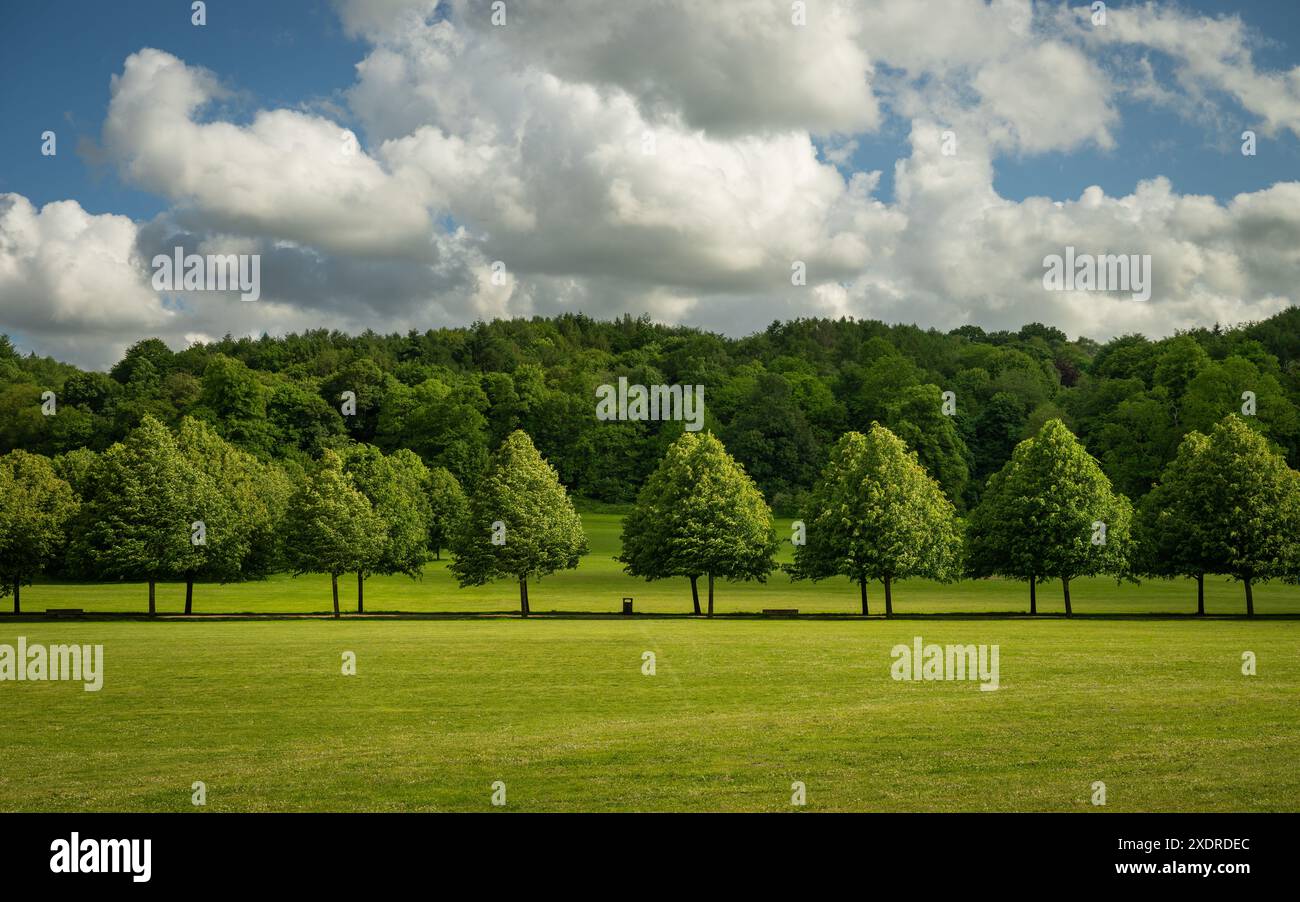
3;310;1297;514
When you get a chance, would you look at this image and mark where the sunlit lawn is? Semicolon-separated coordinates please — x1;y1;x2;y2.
5;511;1297;812
1;617;1296;811
14;513;1299;617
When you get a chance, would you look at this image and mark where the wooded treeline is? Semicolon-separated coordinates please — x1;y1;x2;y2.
3;309;1298;512
1;312;1298;617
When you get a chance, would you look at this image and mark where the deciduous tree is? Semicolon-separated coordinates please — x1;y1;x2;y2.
1192;415;1300;615
426;466;468;561
73;416;203;614
619;431;777;616
342;445;431;611
0;451;78;612
967;419;1132;615
450;430;586;615
284;450;385;616
1134;431;1216;614
791;425;962;616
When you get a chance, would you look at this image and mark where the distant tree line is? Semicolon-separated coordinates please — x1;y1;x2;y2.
1;401;1296;617
2;309;1298;516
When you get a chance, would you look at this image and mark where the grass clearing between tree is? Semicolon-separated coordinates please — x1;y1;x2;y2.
1;617;1297;811
4;511;1298;812
12;513;1300;616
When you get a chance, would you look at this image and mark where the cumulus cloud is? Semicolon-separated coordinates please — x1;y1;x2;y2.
441;0;880;137
1071;2;1300;139
834;123;1297;340
0;194;173;362
104;48;435;258
350;12;890;293
0;193;490;369
2;0;1299;368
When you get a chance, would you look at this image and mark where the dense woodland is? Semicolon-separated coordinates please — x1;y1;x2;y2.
3;309;1299;510
1;310;1298;615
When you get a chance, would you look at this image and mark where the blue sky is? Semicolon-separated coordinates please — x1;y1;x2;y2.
1;0;1298;367
0;0;364;219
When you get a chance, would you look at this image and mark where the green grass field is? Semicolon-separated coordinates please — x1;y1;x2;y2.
3;512;1298;812
10;514;1298;616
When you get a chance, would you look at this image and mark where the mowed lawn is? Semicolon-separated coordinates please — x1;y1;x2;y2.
12;513;1300;616
1;618;1297;811
4;510;1299;811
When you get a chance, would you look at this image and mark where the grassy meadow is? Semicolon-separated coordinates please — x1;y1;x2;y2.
10;512;1298;616
1;618;1296;811
2;511;1298;812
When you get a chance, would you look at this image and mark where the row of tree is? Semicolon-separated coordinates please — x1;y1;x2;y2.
0;416;469;616
618;414;1299;617
5;410;1294;617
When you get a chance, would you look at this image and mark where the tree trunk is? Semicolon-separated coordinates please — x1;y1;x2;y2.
1029;575;1036;615
357;570;364;614
331;573;339;618
1196;573;1205;616
883;575;893;618
707;573;714;618
1062;576;1072;617
519;576;530;617
690;575;701;615
859;576;869;616
184;575;193;615
1244;577;1254;618
12;580;19;614
148;579;156;616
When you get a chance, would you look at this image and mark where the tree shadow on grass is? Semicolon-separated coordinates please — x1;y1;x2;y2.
3;610;1297;622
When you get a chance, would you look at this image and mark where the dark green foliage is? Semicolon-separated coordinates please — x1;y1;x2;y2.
283;449;386;614
1181;416;1300;615
425;466;468;560
2;307;1299;521
0;450;78;610
68;417;208;610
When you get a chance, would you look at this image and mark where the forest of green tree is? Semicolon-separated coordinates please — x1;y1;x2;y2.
3;309;1298;513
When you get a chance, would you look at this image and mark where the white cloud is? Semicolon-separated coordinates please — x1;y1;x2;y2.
973;43;1117;153
0;194;170;352
443;0;880;137
2;1;1299;369
1073;1;1300;139
354;17;890;292
828;123;1297;341
104;49;435;258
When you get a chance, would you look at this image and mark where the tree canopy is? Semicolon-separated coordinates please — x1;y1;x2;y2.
284;449;386;616
450;430;587;615
967;419;1132;615
1187;415;1300;615
791;425;962;616
0;450;78;612
619;431;778;616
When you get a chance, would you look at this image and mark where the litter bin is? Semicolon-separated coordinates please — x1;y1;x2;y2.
622;597;634;615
